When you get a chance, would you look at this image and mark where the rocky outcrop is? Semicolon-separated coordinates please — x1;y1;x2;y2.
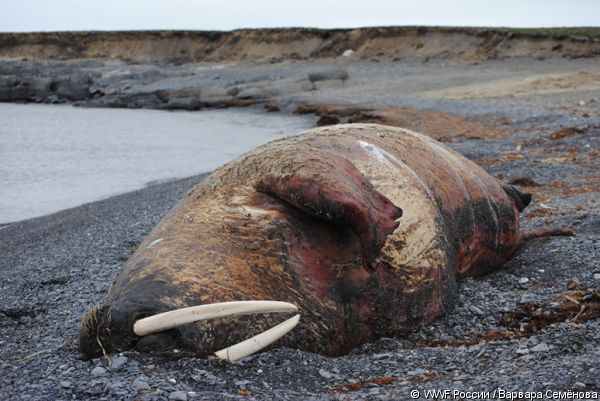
0;58;349;107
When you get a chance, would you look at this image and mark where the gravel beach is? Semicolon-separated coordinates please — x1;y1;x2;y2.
1;29;600;400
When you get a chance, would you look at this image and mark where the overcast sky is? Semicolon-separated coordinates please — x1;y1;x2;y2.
1;0;598;32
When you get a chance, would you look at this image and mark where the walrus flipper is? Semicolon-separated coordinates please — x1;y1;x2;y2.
501;184;532;212
520;226;575;242
255;158;402;271
500;184;575;243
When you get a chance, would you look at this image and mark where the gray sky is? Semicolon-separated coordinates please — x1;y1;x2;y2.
1;0;598;32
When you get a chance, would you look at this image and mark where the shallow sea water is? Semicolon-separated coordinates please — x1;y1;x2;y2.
0;103;313;223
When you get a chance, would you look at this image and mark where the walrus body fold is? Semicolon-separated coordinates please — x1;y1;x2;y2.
80;124;572;359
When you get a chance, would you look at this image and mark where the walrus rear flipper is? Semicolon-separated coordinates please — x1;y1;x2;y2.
501;184;575;244
255;158;402;271
502;184;532;212
520;226;575;242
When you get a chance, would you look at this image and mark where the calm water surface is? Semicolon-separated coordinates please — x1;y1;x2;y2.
0;104;313;224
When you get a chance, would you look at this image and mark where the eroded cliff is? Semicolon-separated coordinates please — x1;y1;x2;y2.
1;27;599;63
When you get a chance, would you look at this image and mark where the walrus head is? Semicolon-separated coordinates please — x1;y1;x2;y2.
79;146;403;361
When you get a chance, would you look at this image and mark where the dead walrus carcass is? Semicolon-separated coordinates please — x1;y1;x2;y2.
80;123;573;361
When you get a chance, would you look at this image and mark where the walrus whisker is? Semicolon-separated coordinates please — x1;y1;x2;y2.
214;314;301;362
132;300;298;336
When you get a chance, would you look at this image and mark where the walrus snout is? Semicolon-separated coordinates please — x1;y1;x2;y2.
79;303;147;359
79;303;187;359
134;331;179;353
79;301;301;361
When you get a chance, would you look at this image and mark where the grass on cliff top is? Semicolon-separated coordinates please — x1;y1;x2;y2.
483;26;600;39
3;26;599;40
300;26;600;39
410;26;600;39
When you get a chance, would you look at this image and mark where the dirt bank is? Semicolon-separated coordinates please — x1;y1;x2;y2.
1;27;599;63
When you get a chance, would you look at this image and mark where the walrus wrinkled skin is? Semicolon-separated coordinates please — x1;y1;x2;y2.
80;124;573;358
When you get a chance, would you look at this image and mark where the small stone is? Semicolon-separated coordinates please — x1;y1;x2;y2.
531;343;550;352
110;356;128;371
319;369;333;379
316;114;340;126
204;373;218;382
60;380;71;388
264;103;280;112
593;273;600;280
308;69;349;82
578;100;586;106
91;366;107;376
518;277;529;284
516;348;530;355
469;305;484;315
187;392;198;398
132;379;151;392
19;316;32;324
520;294;536;304
234;380;251;387
168;378;176;384
572;382;586;389
567;276;580;290
342;49;354;57
169;391;188;401
408;368;428;376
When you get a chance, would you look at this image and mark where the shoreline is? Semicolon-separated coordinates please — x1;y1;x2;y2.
0;172;209;227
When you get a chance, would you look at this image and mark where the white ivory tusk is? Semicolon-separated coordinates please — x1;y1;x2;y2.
214;314;300;362
133;301;298;336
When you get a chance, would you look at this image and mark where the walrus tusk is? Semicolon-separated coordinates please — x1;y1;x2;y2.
214;314;301;362
133;301;298;336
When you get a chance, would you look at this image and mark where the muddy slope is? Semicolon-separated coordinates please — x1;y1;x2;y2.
1;27;599;63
